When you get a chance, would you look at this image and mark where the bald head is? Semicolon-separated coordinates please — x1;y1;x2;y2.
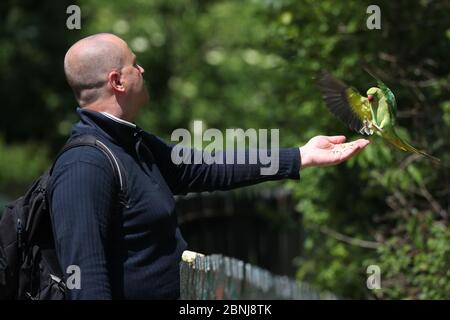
64;33;127;105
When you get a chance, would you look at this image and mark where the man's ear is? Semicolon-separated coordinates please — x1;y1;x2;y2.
108;70;126;93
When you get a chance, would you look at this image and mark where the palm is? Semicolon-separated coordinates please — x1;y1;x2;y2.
300;135;370;168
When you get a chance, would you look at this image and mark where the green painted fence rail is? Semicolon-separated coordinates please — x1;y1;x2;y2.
180;251;337;300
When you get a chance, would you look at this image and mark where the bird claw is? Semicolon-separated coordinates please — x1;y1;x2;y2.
359;120;375;135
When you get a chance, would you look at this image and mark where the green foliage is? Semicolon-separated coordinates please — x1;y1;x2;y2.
374;218;450;299
0;0;448;299
262;0;450;299
0;138;49;197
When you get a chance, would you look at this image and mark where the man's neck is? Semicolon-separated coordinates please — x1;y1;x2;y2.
82;100;136;123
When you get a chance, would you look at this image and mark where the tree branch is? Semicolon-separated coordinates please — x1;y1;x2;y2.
319;226;381;249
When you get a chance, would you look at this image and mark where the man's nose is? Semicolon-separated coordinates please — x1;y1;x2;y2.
138;65;145;74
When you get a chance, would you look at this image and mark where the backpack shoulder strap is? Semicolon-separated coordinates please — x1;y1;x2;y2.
49;134;127;197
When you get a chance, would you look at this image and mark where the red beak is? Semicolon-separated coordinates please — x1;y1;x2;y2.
368;95;373;102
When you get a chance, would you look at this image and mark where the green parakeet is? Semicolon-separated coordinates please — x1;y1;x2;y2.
317;70;440;163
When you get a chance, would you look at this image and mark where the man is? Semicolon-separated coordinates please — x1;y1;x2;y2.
48;33;370;299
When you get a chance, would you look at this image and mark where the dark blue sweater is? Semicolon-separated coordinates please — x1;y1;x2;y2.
48;108;300;299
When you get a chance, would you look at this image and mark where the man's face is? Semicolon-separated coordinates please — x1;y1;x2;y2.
119;45;149;110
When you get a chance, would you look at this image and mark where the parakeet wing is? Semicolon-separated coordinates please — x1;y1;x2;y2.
317;70;372;134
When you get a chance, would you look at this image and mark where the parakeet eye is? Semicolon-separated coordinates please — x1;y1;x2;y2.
368;95;374;102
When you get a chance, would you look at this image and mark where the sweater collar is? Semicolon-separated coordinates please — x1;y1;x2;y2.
74;107;143;147
100;112;137;128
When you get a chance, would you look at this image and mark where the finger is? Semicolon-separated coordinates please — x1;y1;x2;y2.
353;139;370;148
327;135;346;144
334;140;361;152
329;139;370;165
339;144;363;161
337;139;369;151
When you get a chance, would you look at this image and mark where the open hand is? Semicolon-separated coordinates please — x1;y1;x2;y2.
299;135;370;168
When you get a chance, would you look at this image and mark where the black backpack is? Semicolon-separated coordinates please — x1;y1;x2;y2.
0;134;127;300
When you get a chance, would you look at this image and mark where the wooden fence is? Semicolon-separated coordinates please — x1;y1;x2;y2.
180;251;337;300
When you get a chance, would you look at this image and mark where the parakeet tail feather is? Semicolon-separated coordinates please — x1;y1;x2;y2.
386;131;440;164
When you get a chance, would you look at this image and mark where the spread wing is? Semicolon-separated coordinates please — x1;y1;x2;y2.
317;70;372;134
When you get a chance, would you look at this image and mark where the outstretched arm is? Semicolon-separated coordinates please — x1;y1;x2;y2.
144;132;369;195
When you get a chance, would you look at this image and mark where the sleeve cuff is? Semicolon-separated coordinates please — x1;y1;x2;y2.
278;147;301;180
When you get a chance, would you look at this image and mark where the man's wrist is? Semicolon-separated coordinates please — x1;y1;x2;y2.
299;146;309;169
